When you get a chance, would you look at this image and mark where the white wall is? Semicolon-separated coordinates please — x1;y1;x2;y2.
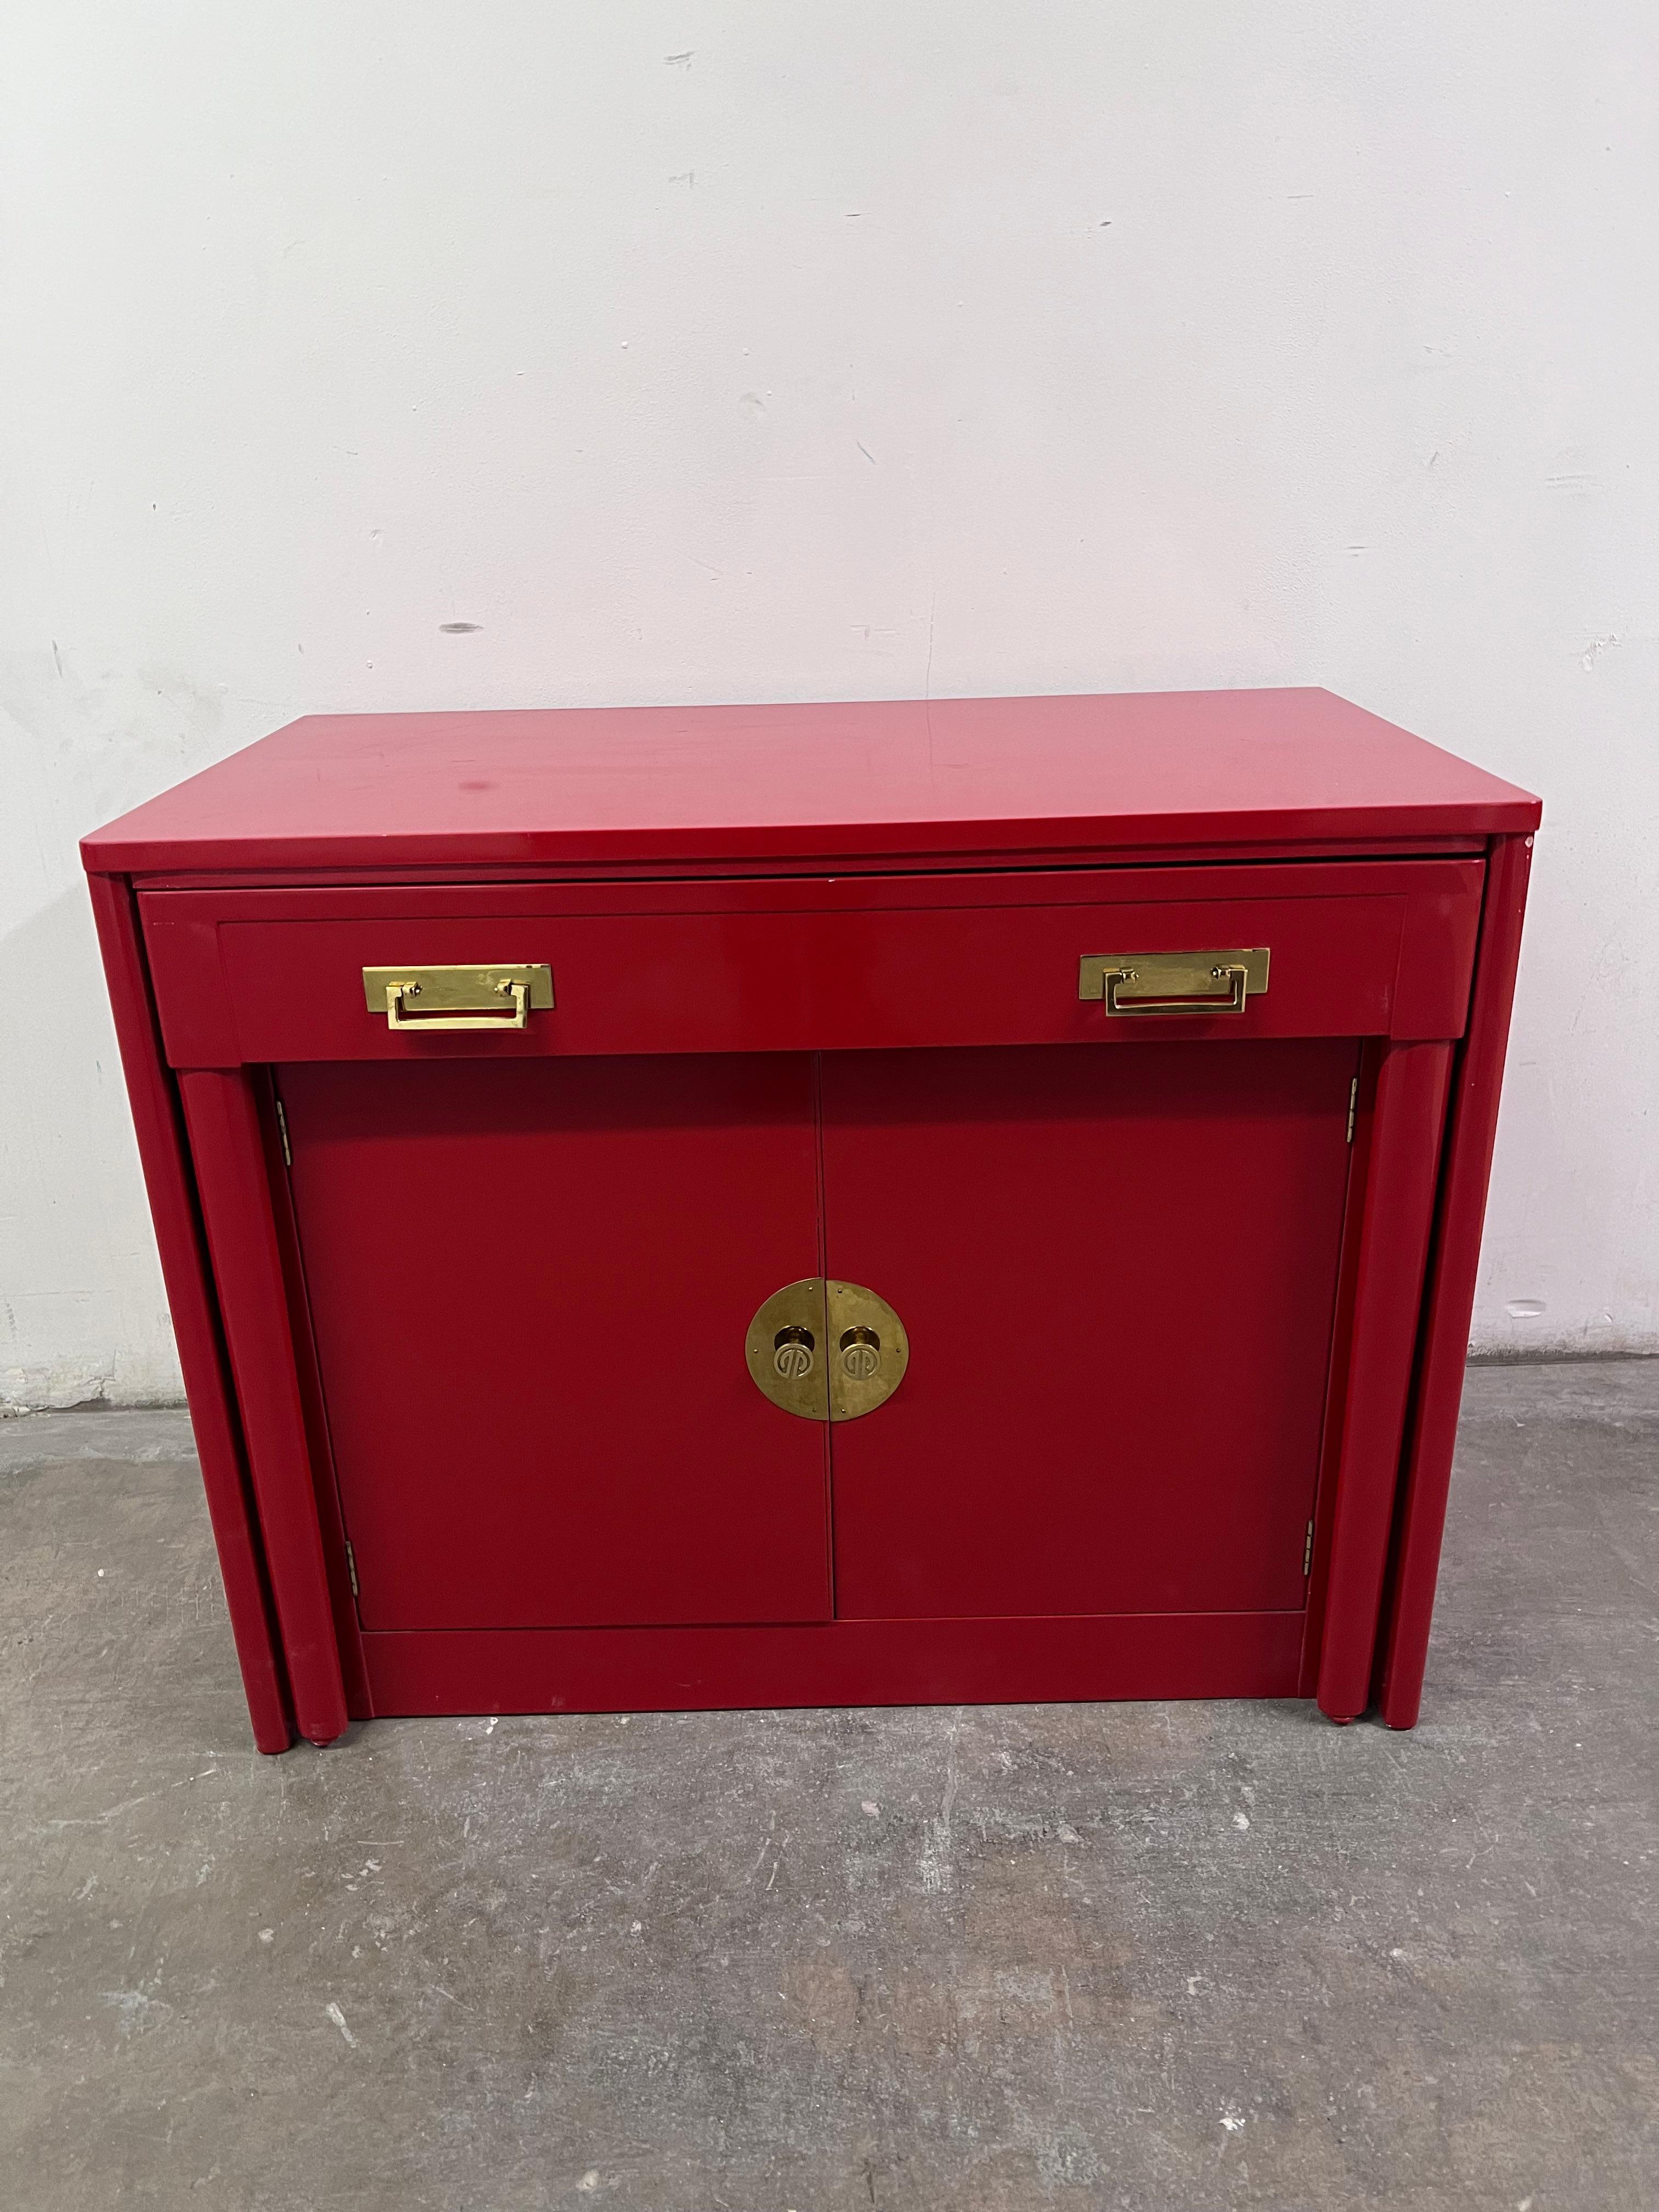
3;3;1655;1408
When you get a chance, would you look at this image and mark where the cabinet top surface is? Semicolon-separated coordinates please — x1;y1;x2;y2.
82;687;1539;874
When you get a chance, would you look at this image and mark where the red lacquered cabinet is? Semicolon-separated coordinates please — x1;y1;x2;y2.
81;690;1539;1752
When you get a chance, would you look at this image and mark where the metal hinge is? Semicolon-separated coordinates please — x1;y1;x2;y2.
1345;1077;1358;1145
344;1541;359;1599
1303;1520;1315;1578
274;1096;292;1169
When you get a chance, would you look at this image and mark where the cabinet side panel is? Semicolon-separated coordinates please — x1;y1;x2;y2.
1378;834;1534;1728
1316;1040;1453;1720
178;1069;349;1745
257;1069;371;1718
84;873;294;1753
1296;1040;1385;1696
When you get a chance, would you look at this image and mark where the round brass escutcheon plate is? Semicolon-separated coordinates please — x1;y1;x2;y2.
746;1281;828;1420
745;1279;909;1421
825;1280;908;1422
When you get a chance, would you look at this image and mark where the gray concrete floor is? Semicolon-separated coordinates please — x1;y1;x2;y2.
1;1364;1654;2211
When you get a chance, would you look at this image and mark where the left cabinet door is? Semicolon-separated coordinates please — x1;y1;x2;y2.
276;1052;831;1630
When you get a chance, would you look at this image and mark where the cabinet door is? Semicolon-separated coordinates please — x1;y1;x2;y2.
822;1040;1356;1619
279;1053;830;1630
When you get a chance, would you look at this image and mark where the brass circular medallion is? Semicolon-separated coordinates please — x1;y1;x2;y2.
746;1281;909;1421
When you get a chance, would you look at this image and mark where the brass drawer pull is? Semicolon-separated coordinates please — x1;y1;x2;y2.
1079;948;1269;1015
362;963;554;1031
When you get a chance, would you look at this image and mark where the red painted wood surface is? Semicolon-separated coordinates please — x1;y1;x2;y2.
1314;1041;1454;1720
1378;833;1534;1726
277;1054;832;1631
83;689;1539;877
86;878;295;1753
257;1068;370;1718
201;898;1409;1064
81;690;1540;1745
131;840;1492;894
823;1041;1356;1621
138;859;1487;921
1294;1041;1385;1697
177;1071;349;1745
362;1610;1307;1717
137;858;1485;1069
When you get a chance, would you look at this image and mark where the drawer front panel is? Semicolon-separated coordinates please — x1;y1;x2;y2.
142;864;1483;1065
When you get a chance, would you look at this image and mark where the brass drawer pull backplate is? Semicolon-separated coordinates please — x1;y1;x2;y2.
1079;947;1269;1016
363;964;555;1031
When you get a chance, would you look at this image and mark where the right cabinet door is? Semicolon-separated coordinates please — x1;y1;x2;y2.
822;1038;1358;1620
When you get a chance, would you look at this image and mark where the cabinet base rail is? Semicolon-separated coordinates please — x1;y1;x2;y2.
356;1610;1315;1729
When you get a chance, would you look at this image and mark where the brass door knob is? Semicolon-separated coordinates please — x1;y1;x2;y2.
772;1325;817;1380
838;1325;881;1381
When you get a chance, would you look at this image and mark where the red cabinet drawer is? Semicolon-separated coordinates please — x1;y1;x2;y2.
141;859;1483;1068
